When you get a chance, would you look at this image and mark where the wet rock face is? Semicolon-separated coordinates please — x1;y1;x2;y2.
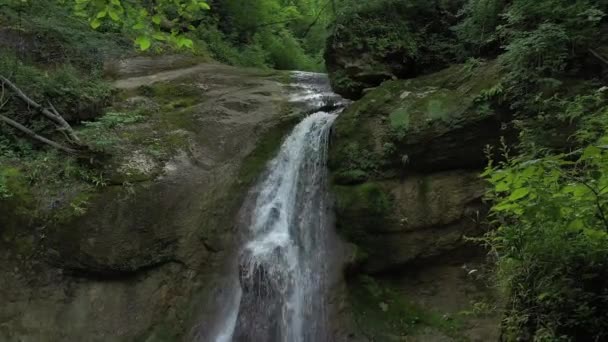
233;260;285;342
329;61;506;273
335;171;488;273
325;0;463;100
0;62;299;341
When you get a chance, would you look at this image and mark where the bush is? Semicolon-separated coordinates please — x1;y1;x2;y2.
483;112;608;340
1;0;126;70
258;29;322;71
452;0;506;56
0;54;112;123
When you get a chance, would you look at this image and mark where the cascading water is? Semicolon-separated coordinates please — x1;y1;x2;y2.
210;72;346;342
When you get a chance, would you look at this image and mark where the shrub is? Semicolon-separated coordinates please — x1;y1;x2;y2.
483;127;608;340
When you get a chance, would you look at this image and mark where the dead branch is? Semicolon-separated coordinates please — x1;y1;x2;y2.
589;48;608;67
0;75;81;144
0;82;8;111
0;114;78;154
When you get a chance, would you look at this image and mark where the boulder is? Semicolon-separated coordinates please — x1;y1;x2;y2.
330;60;507;273
329;60;508;182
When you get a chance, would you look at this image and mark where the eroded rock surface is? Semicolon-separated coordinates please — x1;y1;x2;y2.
0;60;299;341
329;61;505;340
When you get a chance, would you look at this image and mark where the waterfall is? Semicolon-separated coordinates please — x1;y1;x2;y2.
210;72;345;342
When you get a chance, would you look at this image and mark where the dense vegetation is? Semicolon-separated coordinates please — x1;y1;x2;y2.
456;1;608;340
0;0;333;221
328;0;608;340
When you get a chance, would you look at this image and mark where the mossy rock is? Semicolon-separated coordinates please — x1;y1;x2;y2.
0;167;35;235
346;275;465;340
334;171;488;273
330;60;508;178
334;182;396;256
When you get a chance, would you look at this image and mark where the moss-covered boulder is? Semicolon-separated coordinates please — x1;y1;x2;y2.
330;60;506;272
329;60;506;182
325;0;463;99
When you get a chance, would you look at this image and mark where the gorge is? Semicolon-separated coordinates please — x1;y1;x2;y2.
2;0;608;341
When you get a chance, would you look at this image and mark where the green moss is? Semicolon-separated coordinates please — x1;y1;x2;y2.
334;182;394;246
0;167;35;216
336;182;391;216
389;108;410;129
332;169;369;185
330;60;503;178
0;167;35;240
349;275;465;340
142;82;202;108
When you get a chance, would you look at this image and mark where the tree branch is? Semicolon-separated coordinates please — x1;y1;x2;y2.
578;179;608;232
302;0;332;37
589;48;608;67
0;82;8;111
0;114;78;154
0;75;81;144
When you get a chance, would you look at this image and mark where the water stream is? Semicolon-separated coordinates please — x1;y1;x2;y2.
210;72;345;342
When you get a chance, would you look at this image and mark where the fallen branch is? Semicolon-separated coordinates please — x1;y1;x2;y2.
0;114;78;154
0;82;8;110
589;48;608;67
0;75;81;144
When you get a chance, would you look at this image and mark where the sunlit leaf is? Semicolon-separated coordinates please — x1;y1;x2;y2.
135;36;151;51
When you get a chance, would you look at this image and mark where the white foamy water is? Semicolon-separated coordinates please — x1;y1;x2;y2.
209;72;344;342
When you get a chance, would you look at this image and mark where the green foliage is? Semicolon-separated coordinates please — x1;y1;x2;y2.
64;0;209;51
453;0;505;55
349;275;465;339
0;53;112;127
483;109;608;340
455;0;607;112
0;173;12;199
333;0;462;69
2;0;328;70
1;0;126;69
80;110;146;151
202;0;328;71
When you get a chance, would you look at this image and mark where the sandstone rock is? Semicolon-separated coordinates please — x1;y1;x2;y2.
335;171;488;273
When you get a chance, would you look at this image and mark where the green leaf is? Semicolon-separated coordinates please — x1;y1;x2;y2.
135;36;151;51
509;188;530;201
495;181;510;192
152;15;162;25
108;9;120;21
493;201;518;212
90;18;102;29
177;37;194;49
568;219;585;230
152;33;167;41
581;146;602;160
